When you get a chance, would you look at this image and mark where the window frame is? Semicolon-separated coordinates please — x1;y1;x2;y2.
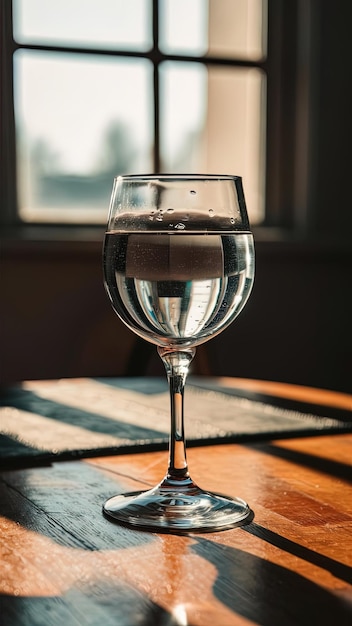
0;0;313;237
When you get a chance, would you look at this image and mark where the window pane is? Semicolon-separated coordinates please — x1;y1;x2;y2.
13;0;152;51
14;51;153;223
159;0;266;61
159;0;208;56
206;66;266;223
159;63;207;172
160;62;266;224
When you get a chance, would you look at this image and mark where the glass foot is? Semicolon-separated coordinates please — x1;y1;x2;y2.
103;484;253;533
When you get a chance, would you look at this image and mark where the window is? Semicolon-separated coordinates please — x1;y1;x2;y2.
2;0;267;226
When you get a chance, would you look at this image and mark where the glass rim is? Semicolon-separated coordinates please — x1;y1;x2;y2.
113;173;242;183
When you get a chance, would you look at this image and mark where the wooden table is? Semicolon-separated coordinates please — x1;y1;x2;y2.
1;378;352;625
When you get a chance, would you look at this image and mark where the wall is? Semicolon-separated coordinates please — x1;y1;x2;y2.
208;239;352;393
1;237;351;393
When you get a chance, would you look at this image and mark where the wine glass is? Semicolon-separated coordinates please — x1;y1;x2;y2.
102;174;255;532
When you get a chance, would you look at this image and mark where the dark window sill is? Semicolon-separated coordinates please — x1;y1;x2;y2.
1;224;351;260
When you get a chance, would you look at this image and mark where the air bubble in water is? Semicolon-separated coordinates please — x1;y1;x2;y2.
209;209;215;217
230;217;235;224
166;208;174;213
190;190;196;195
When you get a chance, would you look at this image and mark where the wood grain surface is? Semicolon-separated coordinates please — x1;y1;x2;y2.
1;430;352;625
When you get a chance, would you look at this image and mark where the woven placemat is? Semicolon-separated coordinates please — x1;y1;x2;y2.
1;377;351;468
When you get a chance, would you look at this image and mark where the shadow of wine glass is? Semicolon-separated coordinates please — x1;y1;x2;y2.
191;536;352;626
0;582;181;626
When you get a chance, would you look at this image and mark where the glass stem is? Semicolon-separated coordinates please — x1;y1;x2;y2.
157;346;196;489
